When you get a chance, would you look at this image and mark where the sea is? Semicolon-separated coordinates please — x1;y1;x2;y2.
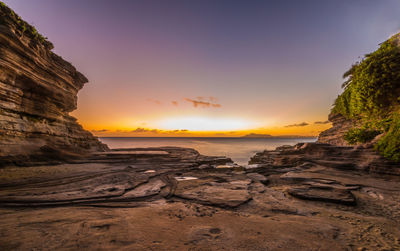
99;137;317;165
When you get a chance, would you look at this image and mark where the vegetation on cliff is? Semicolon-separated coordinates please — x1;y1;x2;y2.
332;34;400;161
0;1;53;49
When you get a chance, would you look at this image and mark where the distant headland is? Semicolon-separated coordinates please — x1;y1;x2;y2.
241;133;316;138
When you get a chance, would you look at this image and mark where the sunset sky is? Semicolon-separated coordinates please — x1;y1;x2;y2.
4;0;400;137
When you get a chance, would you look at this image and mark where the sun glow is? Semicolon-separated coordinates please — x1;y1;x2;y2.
157;117;255;131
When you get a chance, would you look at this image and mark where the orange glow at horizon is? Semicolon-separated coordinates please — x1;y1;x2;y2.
156;117;259;131
81;115;332;137
9;0;399;141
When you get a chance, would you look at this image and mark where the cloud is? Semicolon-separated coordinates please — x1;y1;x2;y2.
91;129;109;133
285;122;309;128
195;96;218;102
130;128;160;133
169;129;189;133
208;96;218;103
185;98;210;108
314;120;330;124
146;98;161;105
129;128;189;134
184;97;221;108
171;101;178;106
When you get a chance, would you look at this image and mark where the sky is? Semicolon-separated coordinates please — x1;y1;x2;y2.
4;0;400;137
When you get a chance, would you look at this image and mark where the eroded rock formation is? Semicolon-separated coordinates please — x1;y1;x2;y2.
1;3;400;251
0;4;107;166
318;113;355;146
1;146;399;250
319;32;400;156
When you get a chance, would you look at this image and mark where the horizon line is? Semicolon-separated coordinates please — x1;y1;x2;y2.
98;136;318;138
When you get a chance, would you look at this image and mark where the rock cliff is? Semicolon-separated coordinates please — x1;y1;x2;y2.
0;4;108;165
317;113;354;146
318;33;400;154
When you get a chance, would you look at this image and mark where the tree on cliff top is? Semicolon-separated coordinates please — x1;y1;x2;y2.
331;33;400;161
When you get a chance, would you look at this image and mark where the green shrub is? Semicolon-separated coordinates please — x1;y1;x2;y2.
332;40;400;119
344;128;380;144
331;34;400;161
375;114;400;162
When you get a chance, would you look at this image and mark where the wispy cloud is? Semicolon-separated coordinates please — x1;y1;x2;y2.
170;129;189;133
185;98;211;108
184;97;221;108
146;98;161;105
314;120;330;124
285;122;309;128
130;127;160;133
208;96;218;103
171;101;178;106
129;128;189;134
196;96;218;102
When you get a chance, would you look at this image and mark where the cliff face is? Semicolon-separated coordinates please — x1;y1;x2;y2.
317;113;354;146
0;4;108;165
318;33;400;151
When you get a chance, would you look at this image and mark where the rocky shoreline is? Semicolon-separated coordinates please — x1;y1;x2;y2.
1;144;400;250
1;3;400;250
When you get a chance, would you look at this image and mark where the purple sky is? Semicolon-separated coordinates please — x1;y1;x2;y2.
4;0;400;136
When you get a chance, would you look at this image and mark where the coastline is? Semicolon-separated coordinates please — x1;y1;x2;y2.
1;2;400;250
1;143;400;250
97;137;317;165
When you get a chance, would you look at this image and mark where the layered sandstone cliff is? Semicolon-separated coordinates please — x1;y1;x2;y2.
317;113;354;146
0;4;107;165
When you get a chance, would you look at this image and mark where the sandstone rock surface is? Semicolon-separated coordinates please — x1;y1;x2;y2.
0;145;399;250
318;113;355;146
1;3;400;251
0;4;107;166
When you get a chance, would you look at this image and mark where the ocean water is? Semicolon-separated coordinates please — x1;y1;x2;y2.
99;137;317;165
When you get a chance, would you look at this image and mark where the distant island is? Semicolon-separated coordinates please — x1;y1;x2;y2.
241;133;272;138
241;133;316;138
1;2;400;251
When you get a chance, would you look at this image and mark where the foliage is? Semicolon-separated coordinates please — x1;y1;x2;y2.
0;1;53;49
343;128;380;144
375;114;400;162
332;40;400;119
332;34;400;161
